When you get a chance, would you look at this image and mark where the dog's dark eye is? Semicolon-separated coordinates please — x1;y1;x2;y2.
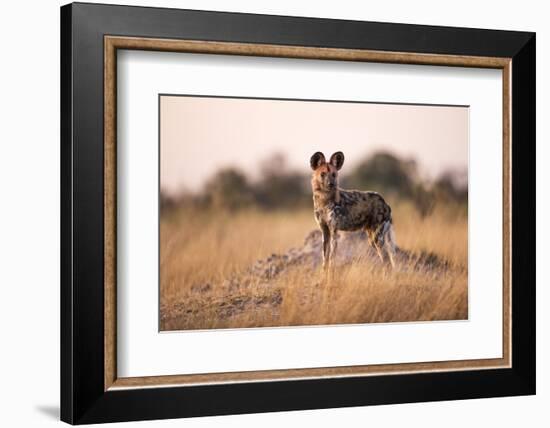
332;173;336;178
320;172;326;178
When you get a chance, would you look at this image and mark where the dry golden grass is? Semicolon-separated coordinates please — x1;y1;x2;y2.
160;202;468;331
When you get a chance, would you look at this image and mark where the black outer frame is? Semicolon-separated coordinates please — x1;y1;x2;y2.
60;2;535;424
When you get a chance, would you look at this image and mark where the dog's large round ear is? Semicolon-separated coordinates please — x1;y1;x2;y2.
310;152;326;170
329;151;345;170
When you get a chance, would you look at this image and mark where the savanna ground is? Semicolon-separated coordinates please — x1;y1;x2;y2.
159;201;468;331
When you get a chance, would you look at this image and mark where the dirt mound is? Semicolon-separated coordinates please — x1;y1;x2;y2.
160;229;450;330
237;229;448;285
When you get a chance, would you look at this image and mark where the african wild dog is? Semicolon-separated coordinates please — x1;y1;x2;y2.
310;151;396;270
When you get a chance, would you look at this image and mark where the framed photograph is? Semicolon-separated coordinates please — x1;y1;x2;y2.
60;2;535;424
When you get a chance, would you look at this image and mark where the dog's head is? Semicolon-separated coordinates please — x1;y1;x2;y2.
310;151;345;193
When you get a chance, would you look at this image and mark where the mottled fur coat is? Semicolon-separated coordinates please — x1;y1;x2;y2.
310;151;396;269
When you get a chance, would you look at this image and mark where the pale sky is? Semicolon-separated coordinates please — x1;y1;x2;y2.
160;95;468;195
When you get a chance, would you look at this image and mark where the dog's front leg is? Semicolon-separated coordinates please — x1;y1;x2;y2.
321;224;330;270
328;228;338;270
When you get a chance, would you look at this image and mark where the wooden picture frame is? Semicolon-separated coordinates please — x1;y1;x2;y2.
61;2;535;424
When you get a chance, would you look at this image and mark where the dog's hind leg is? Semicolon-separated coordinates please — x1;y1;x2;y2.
374;243;386;265
372;221;395;268
382;221;396;268
383;243;395;268
367;227;385;265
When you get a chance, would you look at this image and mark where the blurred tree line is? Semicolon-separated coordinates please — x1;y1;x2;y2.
161;151;467;218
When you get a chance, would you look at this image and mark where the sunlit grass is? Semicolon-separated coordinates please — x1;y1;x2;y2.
160;202;467;330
